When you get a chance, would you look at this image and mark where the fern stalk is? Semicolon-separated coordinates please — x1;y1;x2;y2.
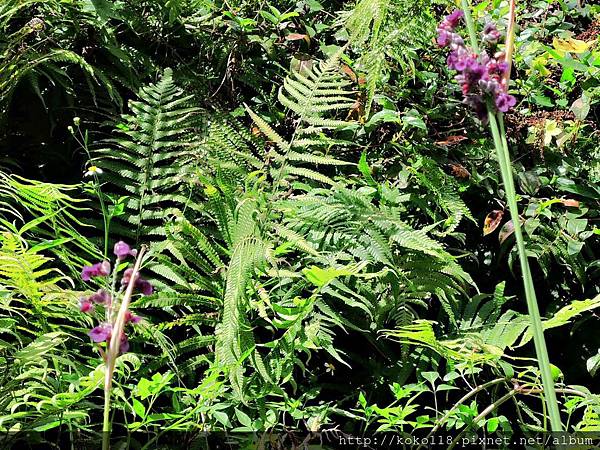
460;0;563;432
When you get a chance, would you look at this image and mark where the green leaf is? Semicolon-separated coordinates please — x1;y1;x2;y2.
586;351;600;377
235;408;253;428
132;398;146;419
213;411;231;427
571;94;590;120
532;94;553;107
550;364;563;382
402;109;427;130
421;371;439;386
302;265;355;288
487;417;499;433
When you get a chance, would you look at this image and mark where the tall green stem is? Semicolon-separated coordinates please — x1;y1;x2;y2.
459;0;563;432
460;0;480;52
102;387;111;450
493;112;562;431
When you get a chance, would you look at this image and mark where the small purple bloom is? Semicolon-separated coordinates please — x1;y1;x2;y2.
121;268;138;286
450;33;464;49
487;61;508;75
121;268;153;295
482;22;501;44
468;63;486;81
89;323;112;343
89;289;111;305
79;297;93;313
114;241;138;260
478;78;501;95
120;333;130;353
446;10;464;28
81;261;111;281
437;29;452;47
125;310;142;324
137;279;153;296
495;93;517;112
447;51;459;70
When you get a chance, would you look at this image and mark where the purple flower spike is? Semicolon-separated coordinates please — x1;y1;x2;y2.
496;93;517;112
89;323;112;343
79;297;93;313
114;241;138;260
89;289;111;305
436;10;464;48
438;13;517;115
81;261;111;281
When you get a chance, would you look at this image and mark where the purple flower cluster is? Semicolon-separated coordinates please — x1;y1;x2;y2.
89;323;130;353
80;241;150;354
437;10;516;119
81;261;110;281
114;241;137;260
78;288;111;312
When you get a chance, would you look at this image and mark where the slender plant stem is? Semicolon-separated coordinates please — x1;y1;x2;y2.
418;377;508;448
102;387;111;450
460;0;480;52
95;174;110;259
503;0;517;85
459;0;563;432
491;111;562;431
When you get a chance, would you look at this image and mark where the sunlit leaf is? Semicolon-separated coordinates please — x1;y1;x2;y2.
543;119;562;146
552;37;592;54
571;94;590;120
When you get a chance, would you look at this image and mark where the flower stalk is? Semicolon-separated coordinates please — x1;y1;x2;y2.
102;245;147;450
79;241;150;450
456;0;563;431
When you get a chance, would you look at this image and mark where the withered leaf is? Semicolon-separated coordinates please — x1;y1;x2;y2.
483;210;504;236
435;135;467;146
561;198;580;208
286;33;310;44
341;64;357;83
449;162;470;179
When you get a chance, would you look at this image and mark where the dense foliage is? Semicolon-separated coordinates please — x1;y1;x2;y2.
1;0;600;448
